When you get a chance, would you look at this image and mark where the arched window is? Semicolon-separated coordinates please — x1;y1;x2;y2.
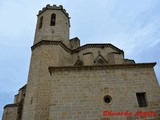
97;59;105;65
74;60;83;66
50;13;56;26
94;54;107;65
39;16;43;29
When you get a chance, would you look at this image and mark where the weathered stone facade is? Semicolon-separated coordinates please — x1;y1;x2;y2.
2;4;160;120
3;85;26;120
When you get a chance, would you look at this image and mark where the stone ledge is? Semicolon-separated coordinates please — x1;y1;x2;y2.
48;62;156;75
19;84;27;91
4;100;24;109
4;104;18;109
31;40;124;54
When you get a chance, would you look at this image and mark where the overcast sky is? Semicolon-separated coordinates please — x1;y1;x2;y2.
0;0;160;118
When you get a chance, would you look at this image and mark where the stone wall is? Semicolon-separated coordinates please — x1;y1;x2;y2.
2;84;26;120
49;64;160;120
2;105;17;120
22;43;73;120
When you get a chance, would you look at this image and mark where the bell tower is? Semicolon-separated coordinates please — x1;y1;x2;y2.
21;5;71;120
34;4;70;46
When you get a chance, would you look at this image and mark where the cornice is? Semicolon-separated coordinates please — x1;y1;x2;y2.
31;40;124;54
4;104;17;109
4;100;24;109
18;84;27;91
74;44;123;54
49;62;156;75
37;4;70;19
31;40;71;53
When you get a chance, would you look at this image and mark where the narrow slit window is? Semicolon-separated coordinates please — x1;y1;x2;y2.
50;13;56;26
39;16;43;29
136;92;147;107
30;97;33;104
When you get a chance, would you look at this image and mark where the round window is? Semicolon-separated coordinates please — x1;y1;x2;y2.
103;95;112;104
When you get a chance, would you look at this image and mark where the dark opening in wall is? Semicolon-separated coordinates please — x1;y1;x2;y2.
50;13;56;26
30;97;33;104
103;95;112;104
136;92;147;107
39;16;43;29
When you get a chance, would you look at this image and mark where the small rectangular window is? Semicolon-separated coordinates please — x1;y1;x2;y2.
50;13;56;26
136;92;147;107
39;16;43;29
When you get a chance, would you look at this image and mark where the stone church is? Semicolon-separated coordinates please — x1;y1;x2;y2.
2;4;160;120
